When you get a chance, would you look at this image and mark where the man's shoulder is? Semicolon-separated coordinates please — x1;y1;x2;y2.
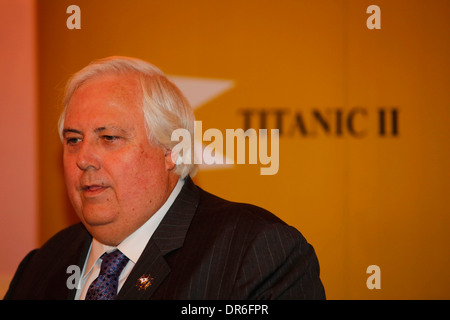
22;223;90;278
4;223;91;299
42;223;89;247
35;223;90;259
195;185;288;228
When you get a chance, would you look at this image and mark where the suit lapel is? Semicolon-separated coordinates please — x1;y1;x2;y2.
66;225;92;299
117;240;171;299
117;176;200;299
37;224;92;300
65;227;92;300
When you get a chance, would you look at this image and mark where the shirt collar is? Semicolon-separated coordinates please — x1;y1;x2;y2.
82;177;185;279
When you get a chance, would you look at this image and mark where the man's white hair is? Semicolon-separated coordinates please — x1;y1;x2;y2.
58;56;197;178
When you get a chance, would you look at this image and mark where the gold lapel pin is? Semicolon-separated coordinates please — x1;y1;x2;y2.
136;274;154;291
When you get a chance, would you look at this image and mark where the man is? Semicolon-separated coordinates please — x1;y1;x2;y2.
5;56;325;300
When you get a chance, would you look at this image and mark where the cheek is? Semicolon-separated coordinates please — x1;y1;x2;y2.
112;147;167;195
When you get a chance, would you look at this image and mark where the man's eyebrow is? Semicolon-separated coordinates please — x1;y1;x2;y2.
94;126;128;135
62;128;83;136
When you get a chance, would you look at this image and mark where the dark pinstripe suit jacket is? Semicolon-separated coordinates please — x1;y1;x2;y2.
4;177;325;300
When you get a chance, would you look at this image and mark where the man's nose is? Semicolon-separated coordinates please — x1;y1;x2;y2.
76;140;101;171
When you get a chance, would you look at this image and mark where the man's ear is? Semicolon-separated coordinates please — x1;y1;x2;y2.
165;149;177;171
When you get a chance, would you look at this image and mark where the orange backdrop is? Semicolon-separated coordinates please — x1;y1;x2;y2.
0;0;37;297
19;0;450;299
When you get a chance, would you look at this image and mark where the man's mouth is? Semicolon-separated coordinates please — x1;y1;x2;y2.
83;185;105;191
81;184;109;196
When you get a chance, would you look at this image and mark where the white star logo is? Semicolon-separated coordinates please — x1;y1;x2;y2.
168;75;235;171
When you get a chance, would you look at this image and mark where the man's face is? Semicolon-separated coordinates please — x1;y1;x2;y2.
62;73;178;246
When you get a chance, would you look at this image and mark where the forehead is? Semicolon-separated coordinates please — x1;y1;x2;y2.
64;73;145;129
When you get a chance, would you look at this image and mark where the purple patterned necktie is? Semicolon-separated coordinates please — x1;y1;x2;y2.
85;249;129;300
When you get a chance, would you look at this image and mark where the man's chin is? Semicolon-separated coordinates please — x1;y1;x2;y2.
80;209;117;227
83;223;125;246
79;213;123;245
83;217;115;227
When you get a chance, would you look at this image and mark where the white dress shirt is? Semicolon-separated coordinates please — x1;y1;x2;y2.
75;178;185;300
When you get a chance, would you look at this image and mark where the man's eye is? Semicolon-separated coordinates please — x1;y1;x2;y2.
66;137;82;145
102;135;120;142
